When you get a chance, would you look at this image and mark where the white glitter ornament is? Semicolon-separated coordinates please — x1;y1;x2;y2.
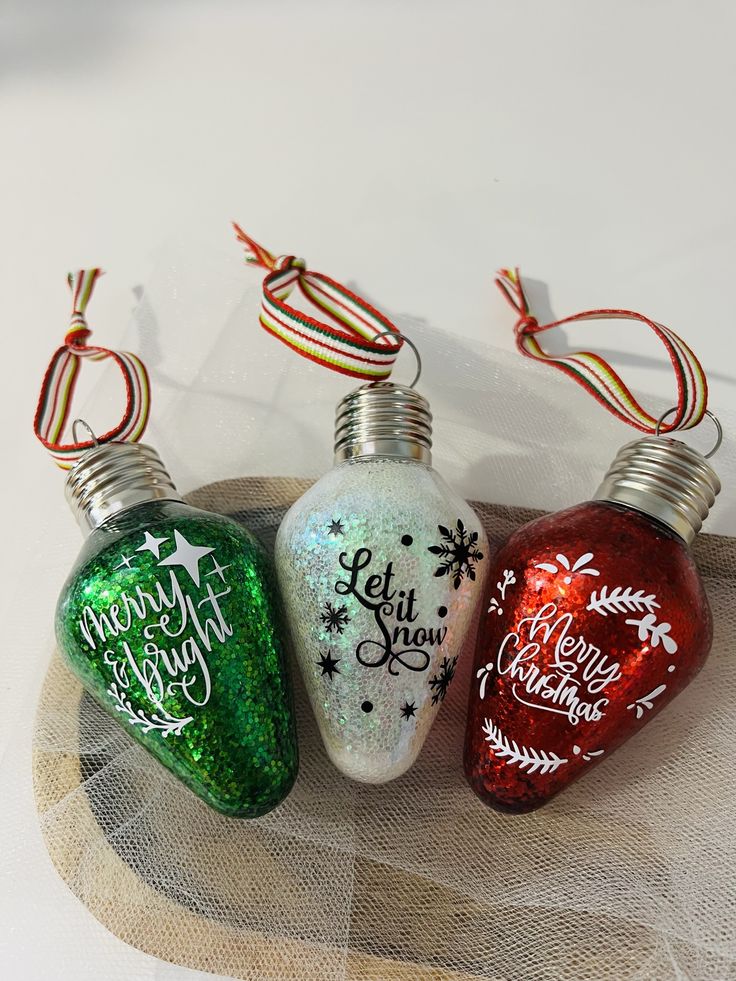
276;380;489;783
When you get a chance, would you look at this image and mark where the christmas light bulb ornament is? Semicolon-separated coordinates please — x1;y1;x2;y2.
465;424;721;813
35;271;298;817
56;435;299;817
276;375;488;783
465;267;722;813
231;225;488;783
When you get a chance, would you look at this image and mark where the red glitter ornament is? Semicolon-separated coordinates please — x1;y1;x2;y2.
464;435;721;814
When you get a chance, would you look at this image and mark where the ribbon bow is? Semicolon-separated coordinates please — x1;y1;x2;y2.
233;223;403;380
34;270;151;469
496;267;708;433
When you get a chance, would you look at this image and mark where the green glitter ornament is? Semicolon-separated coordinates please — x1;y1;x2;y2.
55;437;298;817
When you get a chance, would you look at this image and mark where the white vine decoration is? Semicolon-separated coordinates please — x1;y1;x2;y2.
587;586;660;617
108;682;193;738
482;718;568;775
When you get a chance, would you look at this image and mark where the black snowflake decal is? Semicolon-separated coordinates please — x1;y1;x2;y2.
320;601;351;634
429;656;458;705
428;519;484;589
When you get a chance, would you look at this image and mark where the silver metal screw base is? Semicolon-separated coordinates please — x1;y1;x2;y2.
594;435;721;545
65;441;182;534
334;382;433;465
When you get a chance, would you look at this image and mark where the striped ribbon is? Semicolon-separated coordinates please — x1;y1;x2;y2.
34;269;151;469
233;223;403;380
496;268;708;433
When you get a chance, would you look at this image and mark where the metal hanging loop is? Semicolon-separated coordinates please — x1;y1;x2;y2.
71;418;100;446
655;407;723;459
372;329;422;389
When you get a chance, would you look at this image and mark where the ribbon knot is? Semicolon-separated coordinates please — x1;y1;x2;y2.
274;254;307;274
515;314;539;336
65;311;90;348
233;223;404;381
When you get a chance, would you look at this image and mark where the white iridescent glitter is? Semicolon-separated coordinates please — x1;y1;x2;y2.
275;457;489;783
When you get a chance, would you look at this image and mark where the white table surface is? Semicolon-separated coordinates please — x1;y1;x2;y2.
2;2;735;978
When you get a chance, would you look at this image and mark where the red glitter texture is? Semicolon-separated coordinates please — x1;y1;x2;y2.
464;501;712;814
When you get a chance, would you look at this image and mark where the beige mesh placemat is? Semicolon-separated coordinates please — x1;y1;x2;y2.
33;477;736;981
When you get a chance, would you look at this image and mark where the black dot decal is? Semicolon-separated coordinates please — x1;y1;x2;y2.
401;534;413;547
438;605;448;618
361;700;374;713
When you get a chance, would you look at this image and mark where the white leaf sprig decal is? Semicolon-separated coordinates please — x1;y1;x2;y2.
587;586;660;617
625;613;679;654
627;684;667;719
488;568;516;615
482;718;568;775
498;568;516;598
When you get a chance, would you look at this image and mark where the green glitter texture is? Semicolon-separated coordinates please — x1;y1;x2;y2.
55;500;298;818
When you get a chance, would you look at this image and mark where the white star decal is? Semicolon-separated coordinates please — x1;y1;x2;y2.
114;554;135;570
136;531;169;559
205;556;231;583
157;530;214;587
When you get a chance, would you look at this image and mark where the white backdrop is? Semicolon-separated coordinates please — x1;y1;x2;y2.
2;2;735;979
